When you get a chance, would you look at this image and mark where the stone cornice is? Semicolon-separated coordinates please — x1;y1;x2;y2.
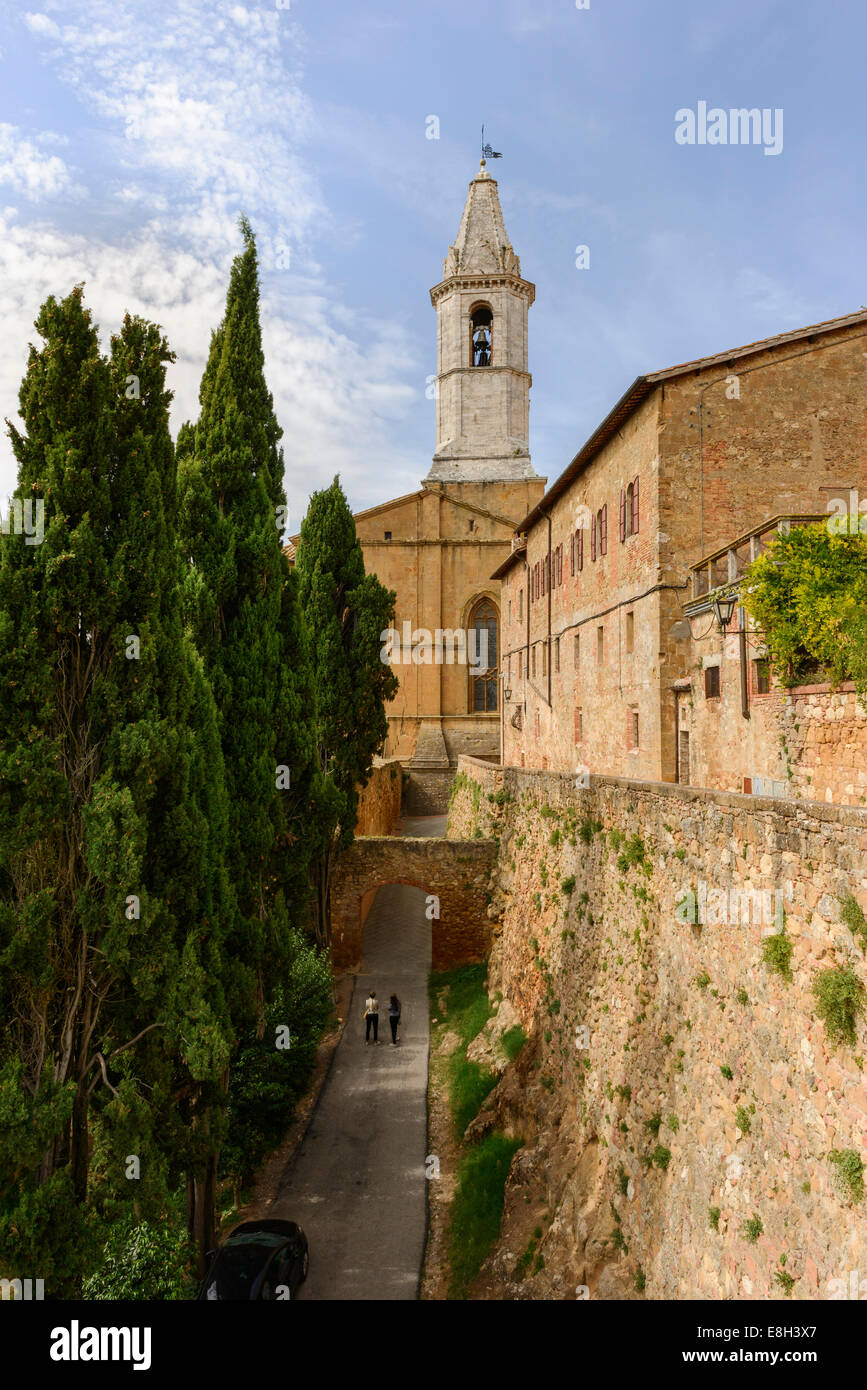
430;273;535;308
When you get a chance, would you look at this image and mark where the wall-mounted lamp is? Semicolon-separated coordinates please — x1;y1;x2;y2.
711;592;738;632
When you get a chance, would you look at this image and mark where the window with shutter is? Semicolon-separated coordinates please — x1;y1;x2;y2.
591;517;597;561
601;504;608;555
632;476;639;534
570;533;575;576
578;528;583;571
619;488;626;543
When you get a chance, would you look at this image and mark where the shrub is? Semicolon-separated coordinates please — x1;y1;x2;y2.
501;1025;527;1062
82;1212;195;1300
561;875;576;896
762;928;793;983
708;1206;720;1231
841;894;867;952
828;1148;864;1204
812;967;865;1047
742;1214;763;1244
736;1106;752;1136
644;1112;662;1138
650;1145;671;1171
616;835;647;873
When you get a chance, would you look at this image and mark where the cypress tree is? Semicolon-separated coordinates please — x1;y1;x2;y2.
178;219;320;996
0;290;233;1289
177;222;328;1235
294;477;398;945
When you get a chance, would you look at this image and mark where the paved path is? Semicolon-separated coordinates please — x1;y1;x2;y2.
399;812;447;838
273;881;431;1299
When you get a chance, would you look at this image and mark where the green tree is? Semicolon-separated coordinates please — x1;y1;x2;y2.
741;522;867;700
294;477;398;945
0;291;233;1290
177;221;329;1247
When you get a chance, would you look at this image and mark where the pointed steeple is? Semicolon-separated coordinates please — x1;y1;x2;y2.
427;163;537;484
442;160;522;278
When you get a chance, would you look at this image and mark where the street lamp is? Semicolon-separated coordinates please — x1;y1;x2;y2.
711;591;738;631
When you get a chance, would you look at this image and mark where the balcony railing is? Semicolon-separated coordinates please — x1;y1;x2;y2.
687;514;826;605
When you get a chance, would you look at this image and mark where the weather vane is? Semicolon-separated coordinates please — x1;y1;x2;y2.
481;124;502;160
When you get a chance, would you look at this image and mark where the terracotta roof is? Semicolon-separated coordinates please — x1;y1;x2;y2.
489;542;527;581
518;307;867;532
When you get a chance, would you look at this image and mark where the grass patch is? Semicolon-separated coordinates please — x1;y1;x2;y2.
430;964;498;1138
447;1132;523;1298
501;1025;527;1062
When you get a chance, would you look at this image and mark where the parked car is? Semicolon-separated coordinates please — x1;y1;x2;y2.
197;1220;309;1300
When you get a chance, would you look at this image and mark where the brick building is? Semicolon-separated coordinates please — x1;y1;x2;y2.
494;311;867;786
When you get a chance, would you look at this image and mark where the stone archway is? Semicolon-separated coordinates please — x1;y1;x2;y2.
330;837;496;971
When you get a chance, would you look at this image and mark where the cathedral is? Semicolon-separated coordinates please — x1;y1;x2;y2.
351;160;545;811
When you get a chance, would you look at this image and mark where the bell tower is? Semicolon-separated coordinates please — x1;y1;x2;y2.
427;160;538;483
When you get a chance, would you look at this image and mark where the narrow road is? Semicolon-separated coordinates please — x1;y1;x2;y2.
273;812;441;1299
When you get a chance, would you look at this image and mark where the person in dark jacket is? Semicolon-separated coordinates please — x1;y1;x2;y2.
388;993;401;1044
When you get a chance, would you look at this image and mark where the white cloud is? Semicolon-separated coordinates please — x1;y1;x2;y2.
0;123;78;198
1;0;422;516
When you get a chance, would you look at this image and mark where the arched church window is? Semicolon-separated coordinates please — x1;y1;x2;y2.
470;305;493;367
469;598;498;712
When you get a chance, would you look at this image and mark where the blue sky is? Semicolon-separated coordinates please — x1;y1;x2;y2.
0;0;864;524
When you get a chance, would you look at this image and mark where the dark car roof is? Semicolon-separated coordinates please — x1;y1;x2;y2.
226;1219;299;1244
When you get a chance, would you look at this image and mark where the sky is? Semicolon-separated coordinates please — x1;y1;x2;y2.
0;0;864;526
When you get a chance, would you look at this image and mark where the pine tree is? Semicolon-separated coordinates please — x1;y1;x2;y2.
294;477;398;945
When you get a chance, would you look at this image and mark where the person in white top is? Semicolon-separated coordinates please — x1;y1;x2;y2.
363;989;380;1044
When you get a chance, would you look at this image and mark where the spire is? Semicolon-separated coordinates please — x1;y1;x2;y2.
442;161;521;279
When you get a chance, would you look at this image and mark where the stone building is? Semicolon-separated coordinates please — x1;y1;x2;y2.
495;310;867;786
679;513;867;805
349;162;545;810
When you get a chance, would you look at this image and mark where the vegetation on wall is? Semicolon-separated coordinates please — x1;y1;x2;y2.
741;522;867;700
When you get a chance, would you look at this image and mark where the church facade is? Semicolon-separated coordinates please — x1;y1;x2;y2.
351;161;545;810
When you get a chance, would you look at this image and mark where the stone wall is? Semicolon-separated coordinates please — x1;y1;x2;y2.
330;835;497;972
355;758;403;837
448;756;867;1300
686;604;867;807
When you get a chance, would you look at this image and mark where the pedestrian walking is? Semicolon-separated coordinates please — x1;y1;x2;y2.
388;993;401;1044
363;989;379;1044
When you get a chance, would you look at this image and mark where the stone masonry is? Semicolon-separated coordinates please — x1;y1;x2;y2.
448;754;867;1300
330;835;496;972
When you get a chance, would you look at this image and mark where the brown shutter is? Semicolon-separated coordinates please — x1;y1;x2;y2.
591;516;597;561
619;488;626;542
602;504;608;555
570;533;575;576
578;528;583;571
633;476;639;534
